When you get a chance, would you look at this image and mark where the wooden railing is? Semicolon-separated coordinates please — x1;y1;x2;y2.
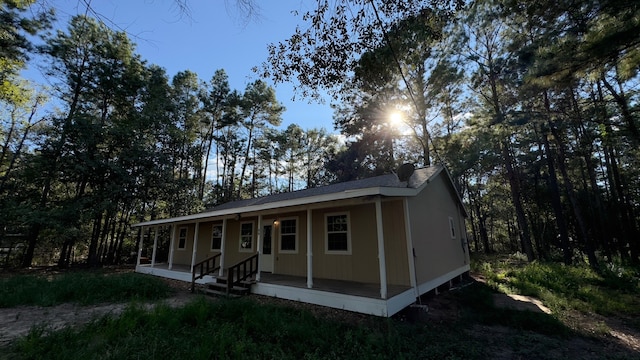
225;253;259;295
191;253;221;293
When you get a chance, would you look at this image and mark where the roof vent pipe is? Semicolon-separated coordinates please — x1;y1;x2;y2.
396;163;415;183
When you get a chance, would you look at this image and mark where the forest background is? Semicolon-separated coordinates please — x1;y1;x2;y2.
1;0;639;272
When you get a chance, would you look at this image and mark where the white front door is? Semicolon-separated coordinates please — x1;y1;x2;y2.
260;225;274;272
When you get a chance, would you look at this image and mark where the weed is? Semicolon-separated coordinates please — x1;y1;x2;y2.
0;272;172;308
473;256;640;316
4;297;489;360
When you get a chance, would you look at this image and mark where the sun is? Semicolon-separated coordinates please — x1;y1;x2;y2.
388;111;403;126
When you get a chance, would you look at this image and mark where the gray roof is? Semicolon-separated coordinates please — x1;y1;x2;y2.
132;165;455;227
204;166;441;213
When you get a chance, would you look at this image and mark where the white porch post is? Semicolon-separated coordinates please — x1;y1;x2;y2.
218;218;227;276
168;224;176;270
136;227;144;270
256;215;262;282
403;198;418;296
190;222;200;275
306;208;313;288
375;197;387;299
150;226;159;268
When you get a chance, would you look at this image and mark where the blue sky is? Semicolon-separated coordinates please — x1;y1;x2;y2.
27;0;335;132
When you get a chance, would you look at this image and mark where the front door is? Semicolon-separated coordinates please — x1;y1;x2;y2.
260;225;274;272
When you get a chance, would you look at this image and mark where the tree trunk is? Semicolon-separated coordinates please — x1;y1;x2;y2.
237;116;255;199
549;124;598;268
541;91;573;264
87;212;103;267
501;140;535;261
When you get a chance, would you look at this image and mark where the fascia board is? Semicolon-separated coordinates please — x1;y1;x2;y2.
131;187;417;228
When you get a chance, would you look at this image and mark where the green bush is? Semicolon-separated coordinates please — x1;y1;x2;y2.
0;271;172;308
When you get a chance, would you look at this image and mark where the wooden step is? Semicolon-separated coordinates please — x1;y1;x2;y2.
205;281;250;294
203;288;241;298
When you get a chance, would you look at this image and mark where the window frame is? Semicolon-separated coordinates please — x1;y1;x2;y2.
210;224;223;251
238;221;255;253
449;216;456;239
278;217;298;254
177;226;188;250
324;212;351;255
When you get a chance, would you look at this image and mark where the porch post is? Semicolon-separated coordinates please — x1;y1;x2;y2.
306;208;313;288
150;226;159;268
136;226;144;270
375;197;387;299
190;222;200;275
256;215;262;282
403;198;419;297
168;224;176;270
218;218;227;276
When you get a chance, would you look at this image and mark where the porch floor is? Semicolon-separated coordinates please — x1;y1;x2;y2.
139;263;411;299
259;273;411;299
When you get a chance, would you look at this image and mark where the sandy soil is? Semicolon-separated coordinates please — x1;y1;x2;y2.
0;288;195;346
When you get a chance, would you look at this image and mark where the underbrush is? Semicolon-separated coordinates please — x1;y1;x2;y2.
8;297;487;360
472;254;640;316
0;271;172;307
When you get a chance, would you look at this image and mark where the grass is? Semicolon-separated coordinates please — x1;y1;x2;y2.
2;258;639;359
472;254;640;316
6;296;488;360
0;271;172;307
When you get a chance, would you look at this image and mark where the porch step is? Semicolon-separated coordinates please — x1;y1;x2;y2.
205;281;250;295
214;276;255;285
240;279;256;286
203;288;242;298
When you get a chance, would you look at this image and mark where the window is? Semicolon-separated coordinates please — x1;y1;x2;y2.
279;218;297;253
239;222;254;252
325;213;351;254
211;224;222;251
449;216;456;239
177;227;188;250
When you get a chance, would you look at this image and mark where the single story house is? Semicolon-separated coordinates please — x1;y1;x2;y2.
133;165;470;317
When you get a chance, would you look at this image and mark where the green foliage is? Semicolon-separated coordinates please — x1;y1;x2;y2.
0;271;172;307
6;297;488;360
474;255;640;316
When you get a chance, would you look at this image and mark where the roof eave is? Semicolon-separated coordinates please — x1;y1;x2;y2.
132;186;417;228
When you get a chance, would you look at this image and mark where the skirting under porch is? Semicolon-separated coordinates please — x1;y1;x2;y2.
136;263;470;317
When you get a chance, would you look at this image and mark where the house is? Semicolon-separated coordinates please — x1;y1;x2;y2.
133;165;470;317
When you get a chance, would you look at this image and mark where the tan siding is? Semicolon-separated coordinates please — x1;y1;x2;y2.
171;224;194;265
409;173;468;284
221;217;258;266
382;200;411;286
194;221;222;263
272;211;307;276
311;204;379;283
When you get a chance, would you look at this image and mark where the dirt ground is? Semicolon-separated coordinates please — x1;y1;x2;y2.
1;273;639;359
0;278;195;347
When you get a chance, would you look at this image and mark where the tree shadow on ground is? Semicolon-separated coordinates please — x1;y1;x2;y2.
395;276;638;360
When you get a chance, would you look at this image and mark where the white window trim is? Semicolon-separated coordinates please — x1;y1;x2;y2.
278;216;299;254
238;221;255;253
210;224;223;252
177;226;188;251
449;216;456;239
324;212;352;255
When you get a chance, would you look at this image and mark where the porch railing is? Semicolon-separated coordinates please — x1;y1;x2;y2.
191;253;221;293
225;253;259;295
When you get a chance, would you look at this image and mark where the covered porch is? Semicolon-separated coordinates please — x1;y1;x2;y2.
137;262;411;299
136;262;416;316
133;194;420;316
